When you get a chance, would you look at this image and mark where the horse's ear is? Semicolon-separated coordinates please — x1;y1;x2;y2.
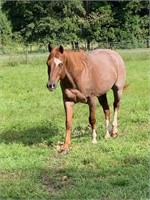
59;45;64;54
48;43;52;52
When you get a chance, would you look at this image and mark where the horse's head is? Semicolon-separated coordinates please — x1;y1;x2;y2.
46;44;65;91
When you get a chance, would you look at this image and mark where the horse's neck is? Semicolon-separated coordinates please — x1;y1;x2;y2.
64;68;77;88
62;52;85;89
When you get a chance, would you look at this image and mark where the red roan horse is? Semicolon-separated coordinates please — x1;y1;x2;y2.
46;45;126;152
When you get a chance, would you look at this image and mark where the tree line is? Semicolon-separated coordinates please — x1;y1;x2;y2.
1;0;149;50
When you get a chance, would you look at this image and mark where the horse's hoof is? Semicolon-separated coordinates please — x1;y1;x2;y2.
104;134;111;139
59;145;69;154
92;139;97;144
56;143;69;154
61;149;69;155
58;148;69;155
111;132;118;138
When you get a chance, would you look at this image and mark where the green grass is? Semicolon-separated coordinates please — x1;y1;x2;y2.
0;50;149;200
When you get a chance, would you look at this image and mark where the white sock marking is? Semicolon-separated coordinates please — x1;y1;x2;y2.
112;110;118;133
105;119;110;139
92;129;97;143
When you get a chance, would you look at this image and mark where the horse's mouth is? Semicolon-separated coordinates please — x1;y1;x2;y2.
48;87;56;92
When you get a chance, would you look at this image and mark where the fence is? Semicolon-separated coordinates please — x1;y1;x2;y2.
0;39;149;55
28;39;150;52
77;39;150;51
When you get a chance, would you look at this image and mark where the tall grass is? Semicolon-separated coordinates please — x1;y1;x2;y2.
0;50;149;200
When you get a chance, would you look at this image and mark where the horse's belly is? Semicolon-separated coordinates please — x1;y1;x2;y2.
84;85;112;97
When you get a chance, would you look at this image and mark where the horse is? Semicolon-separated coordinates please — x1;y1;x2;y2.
46;44;126;153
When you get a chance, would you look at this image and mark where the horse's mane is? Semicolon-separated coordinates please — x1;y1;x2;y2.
64;50;89;72
49;48;91;72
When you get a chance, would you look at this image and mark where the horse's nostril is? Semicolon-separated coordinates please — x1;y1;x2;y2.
49;84;52;88
52;83;56;88
47;83;56;90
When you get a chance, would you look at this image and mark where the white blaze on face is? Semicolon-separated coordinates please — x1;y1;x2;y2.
54;57;62;66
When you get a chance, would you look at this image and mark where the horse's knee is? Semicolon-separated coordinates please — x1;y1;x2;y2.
66;121;72;130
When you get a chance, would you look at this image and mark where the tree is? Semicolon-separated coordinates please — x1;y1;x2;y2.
2;0;85;44
2;0;149;48
81;1;115;48
110;1;149;46
0;10;12;46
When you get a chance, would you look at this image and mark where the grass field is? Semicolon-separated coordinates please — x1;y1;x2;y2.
0;50;149;200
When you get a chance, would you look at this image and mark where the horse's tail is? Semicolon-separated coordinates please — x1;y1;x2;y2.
123;84;129;91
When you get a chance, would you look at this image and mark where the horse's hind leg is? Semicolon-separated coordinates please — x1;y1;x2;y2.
98;94;111;139
88;97;97;143
112;85;123;137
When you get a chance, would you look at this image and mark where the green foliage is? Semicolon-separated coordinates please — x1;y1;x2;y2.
2;0;85;44
0;10;12;49
1;1;149;47
0;51;149;199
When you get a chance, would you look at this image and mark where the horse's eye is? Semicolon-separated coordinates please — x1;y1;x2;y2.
58;63;63;68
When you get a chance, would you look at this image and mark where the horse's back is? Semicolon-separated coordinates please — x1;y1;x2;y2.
89;49;125;69
88;49;126;89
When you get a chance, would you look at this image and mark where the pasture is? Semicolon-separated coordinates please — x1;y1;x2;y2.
0;50;149;199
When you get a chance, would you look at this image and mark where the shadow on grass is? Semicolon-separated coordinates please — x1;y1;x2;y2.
40;155;149;200
0;122;62;146
0;153;148;200
0;122;92;146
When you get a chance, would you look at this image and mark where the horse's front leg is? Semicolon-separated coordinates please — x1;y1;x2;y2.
63;101;74;151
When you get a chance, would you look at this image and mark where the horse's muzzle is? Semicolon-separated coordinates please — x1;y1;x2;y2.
46;82;57;91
